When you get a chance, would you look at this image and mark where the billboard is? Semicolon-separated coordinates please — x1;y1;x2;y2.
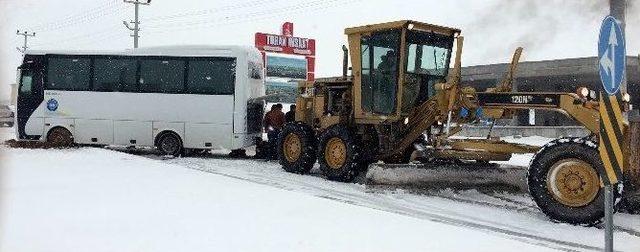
256;22;316;103
266;56;307;79
264;56;307;103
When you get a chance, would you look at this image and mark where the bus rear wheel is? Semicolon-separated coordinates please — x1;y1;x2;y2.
157;132;183;157
47;127;73;148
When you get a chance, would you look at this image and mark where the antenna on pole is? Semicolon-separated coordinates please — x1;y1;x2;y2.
16;30;36;54
123;0;151;49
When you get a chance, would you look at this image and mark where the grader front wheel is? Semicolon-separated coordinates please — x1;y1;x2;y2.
546;158;600;208
317;125;361;182
278;122;317;174
528;138;621;225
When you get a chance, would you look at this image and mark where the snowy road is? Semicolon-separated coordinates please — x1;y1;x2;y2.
165;155;640;251
1;128;639;251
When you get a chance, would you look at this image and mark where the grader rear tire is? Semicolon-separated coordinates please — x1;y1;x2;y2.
278;122;316;174
528;138;621;226
317;125;361;182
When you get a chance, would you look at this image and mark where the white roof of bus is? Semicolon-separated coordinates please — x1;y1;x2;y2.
25;45;259;57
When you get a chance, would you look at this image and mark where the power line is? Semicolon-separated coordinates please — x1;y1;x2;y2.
30;27;123;48
35;5;128;34
29;0;120;32
21;0;360;50
145;0;345;31
141;0;273;23
145;0;358;33
123;0;151;48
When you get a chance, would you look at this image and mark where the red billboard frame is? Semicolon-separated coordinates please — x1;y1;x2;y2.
255;22;316;81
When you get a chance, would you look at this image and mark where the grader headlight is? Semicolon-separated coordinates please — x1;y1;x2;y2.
622;92;631;103
577;87;589;99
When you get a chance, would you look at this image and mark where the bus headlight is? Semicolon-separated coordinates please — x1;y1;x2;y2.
622;93;631;103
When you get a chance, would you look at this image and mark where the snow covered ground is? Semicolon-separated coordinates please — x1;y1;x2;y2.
1;128;638;251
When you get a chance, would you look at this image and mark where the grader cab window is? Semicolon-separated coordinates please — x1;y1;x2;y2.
360;30;401;115
403;31;454;110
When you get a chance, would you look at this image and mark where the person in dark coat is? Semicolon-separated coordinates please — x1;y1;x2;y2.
263;104;285;159
285;104;296;123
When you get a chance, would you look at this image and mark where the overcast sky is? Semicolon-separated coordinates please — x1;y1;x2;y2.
0;0;638;100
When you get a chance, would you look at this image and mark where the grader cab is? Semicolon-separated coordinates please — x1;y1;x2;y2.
276;20;635;225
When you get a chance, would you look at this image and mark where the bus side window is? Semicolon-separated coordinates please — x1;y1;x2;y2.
94;58;137;92
139;59;185;94
249;60;262;80
47;57;91;91
187;58;236;95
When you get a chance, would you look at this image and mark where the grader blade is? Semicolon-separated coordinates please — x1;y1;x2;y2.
365;162;528;193
364;139;540;192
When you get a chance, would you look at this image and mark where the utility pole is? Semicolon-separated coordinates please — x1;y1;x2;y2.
16;30;36;54
123;0;151;49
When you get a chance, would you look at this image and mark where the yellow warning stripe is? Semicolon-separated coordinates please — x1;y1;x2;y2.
609;96;625;133
600;101;625;170
599;134;619;185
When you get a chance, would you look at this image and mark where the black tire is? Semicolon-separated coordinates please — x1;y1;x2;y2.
382;146;415;164
528;137;622;225
229;149;247;158
182;148;208;157
157;132;183;157
47;127;74;148
317;125;361;182
381;135;425;164
278;122;316;174
254;140;270;159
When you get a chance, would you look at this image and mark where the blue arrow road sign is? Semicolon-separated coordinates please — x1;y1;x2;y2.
598;16;626;95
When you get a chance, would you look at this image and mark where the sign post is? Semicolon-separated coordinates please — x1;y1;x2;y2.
597;15;626;252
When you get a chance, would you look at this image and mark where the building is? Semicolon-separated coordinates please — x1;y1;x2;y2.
462;56;640;127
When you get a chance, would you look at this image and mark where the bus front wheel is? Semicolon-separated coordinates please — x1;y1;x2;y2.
47;127;73;148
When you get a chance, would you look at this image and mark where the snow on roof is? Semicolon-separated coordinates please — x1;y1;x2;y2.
25;45;260;57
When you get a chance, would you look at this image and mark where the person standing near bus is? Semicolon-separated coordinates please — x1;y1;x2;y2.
263;104;285;148
285;104;296;123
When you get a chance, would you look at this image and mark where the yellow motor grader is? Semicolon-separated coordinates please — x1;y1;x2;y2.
275;20;635;225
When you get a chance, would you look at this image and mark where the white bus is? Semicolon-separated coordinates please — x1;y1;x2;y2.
15;45;266;156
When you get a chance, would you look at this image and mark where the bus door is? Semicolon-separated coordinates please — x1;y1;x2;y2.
16;56;45;140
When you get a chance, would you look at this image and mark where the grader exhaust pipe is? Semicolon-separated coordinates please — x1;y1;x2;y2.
342;45;349;79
